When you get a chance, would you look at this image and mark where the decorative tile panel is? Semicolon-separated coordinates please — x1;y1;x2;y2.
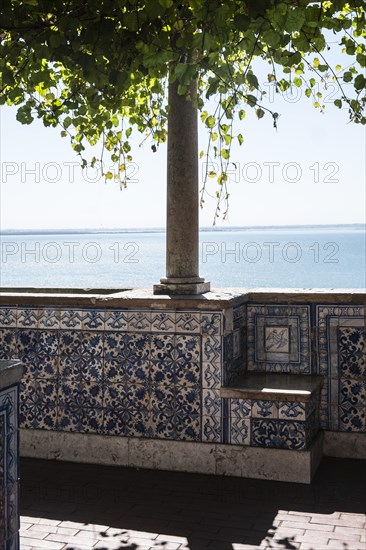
82;310;105;331
338;327;365;378
316;306;365;431
18;330;58;379
0;308;17;328
20;378;57;430
0;385;20;550
202;362;221;389
233;304;246;330
104;310;128;331
127;310;151;332
104;332;150;385
223;333;234;362
202;414;221;443
252;400;278;419
150;334;200;386
103;382;150;437
0;329;17;360
339;378;365;432
202;335;221;364
151;311;175;333
251;418;306;450
202;389;221;417
175;312;200;333
224;357;244;387
265;326;290;354
201;313;222;336
0;415;4;546
59;331;104;381
278;402;306;421
230;417;250;445
233;329;242;359
339;402;365;431
58;380;103;433
150;384;200;441
17;308;39;329
59;310;83;330
38;309;59;330
247;305;311;373
230;398;251;418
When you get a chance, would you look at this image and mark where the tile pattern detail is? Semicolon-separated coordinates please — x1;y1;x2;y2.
0;307;236;443
0;415;4;547
316;306;365;431
247;305;311;373
0;385;19;550
251;418;307;450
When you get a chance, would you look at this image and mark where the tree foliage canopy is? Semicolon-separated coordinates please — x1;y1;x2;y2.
1;0;365;211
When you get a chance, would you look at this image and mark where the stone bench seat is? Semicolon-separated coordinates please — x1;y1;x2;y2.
220;373;323;402
219;373;323;451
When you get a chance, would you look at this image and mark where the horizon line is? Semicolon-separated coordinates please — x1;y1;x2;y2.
1;222;365;236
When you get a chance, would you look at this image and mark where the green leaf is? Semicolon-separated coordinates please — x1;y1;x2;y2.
189;0;204;10
343;71;353;83
354;74;366;90
285;9;306;32
200;110;208;123
334;99;342;108
256;108;265;119
237;133;244;145
206;115;216;129
246;94;257;107
158;0;173;7
247;73;259;89
221;149;229;160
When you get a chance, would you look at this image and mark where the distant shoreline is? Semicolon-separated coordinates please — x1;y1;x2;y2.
0;223;365;237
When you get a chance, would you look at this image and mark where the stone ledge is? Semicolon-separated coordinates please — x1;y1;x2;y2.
19;428;324;484
220;373;323;402
1;287;364;308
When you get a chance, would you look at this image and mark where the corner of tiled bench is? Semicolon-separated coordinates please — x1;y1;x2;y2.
220;372;323;451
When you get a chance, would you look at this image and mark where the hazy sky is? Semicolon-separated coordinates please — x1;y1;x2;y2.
1;69;365;230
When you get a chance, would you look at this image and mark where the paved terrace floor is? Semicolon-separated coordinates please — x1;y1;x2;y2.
20;456;366;550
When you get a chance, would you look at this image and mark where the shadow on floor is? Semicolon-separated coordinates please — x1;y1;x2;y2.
20;456;366;550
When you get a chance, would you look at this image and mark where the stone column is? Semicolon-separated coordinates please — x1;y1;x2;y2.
153;79;210;295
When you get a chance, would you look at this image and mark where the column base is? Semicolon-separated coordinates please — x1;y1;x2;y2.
153;277;211;296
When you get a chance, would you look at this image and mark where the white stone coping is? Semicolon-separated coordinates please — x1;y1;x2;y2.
0;287;364;308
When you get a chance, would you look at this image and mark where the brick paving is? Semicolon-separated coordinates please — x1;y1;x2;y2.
20;456;366;550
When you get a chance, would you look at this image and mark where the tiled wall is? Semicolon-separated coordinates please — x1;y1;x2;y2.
0;298;364;456
221;392;319;450
317;306;365;432
246;303;365;433
0;306;235;444
247;305;311;373
0;384;19;550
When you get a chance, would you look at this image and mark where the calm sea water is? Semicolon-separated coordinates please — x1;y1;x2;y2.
1;227;365;289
